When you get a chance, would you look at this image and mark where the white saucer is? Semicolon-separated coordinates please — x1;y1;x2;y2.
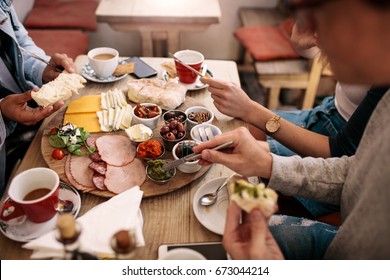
0;182;81;243
162;67;213;91
81;63;127;83
193;177;228;235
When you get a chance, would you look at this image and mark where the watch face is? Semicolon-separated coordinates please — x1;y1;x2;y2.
266;120;280;133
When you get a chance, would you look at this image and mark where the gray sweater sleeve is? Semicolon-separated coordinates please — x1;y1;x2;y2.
267;154;354;205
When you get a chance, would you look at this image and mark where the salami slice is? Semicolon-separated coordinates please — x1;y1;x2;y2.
89;151;102;162
104;158;146;194
96;135;136;166
92;173;108;191
86;135;99;148
89;161;107;175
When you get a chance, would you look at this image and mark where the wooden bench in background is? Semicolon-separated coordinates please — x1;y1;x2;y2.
24;0;98;59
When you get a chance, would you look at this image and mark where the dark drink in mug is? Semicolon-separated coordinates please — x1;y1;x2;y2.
0;168;60;224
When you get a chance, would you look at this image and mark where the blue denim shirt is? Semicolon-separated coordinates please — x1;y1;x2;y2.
0;4;51;134
0;3;50;197
0;4;49;93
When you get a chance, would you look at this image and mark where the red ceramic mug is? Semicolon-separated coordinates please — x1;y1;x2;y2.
174;50;204;84
0;168;60;224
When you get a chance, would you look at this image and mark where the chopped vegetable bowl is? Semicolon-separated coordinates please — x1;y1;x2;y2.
48;122;95;156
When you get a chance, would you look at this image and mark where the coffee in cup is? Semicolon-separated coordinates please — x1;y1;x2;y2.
88;47;119;78
173;50;204;84
0;168;60;224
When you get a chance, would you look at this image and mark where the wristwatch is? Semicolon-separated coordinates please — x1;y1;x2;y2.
265;115;281;134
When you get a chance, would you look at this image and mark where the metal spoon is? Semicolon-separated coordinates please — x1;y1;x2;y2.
199;176;231;206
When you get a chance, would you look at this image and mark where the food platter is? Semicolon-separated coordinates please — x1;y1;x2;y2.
41;97;217;198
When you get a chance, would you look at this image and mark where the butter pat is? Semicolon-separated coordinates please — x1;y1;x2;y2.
125;124;152;142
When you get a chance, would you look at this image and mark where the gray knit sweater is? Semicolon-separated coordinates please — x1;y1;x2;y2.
268;90;390;259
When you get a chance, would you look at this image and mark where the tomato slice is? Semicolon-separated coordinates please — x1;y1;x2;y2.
49;127;57;135
52;148;65;160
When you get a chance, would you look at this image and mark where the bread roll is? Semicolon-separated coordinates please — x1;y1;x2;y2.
127;79;186;110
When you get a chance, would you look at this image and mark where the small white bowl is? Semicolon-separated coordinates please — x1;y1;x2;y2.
191;123;222;143
185;106;214;131
172;140;201;173
146;160;176;184
125;124;153;146
132;103;162;129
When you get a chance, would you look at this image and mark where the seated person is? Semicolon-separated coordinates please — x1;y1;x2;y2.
200;21;388;218
0;0;75;197
194;0;390;259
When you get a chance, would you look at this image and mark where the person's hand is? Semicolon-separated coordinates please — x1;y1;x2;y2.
223;202;284;260
42;53;75;83
0;90;63;125
192;127;273;178
290;22;321;59
199;77;255;121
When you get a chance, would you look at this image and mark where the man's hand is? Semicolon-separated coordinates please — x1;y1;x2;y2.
0;90;63;125
42;53;75;83
223;203;284;260
192;127;273;178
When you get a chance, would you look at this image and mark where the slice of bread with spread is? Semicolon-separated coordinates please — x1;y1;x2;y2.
32;72;86;107
227;176;278;217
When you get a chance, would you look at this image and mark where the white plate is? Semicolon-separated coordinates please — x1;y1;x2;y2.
0;182;81;243
81;63;127;83
162;66;213;91
193;177;228;235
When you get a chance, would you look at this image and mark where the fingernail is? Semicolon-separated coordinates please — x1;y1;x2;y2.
47;106;53;112
251;209;262;219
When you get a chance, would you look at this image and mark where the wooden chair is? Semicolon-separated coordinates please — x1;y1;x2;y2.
236;6;328;110
256;56;325;109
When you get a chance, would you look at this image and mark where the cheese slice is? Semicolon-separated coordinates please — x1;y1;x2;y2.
96;111;110;132
65;95;101;114
63;112;100;133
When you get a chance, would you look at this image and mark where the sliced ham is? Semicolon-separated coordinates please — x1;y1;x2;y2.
65;154;95;192
96;135;136;166
104;158;146;194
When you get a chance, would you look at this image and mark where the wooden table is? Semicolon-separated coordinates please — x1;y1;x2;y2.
0;56;246;260
96;0;221;57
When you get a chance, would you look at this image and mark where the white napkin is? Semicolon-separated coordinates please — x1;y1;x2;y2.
23;186;144;259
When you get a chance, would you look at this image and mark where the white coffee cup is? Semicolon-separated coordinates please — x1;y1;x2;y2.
88;47;119;78
159;248;206;260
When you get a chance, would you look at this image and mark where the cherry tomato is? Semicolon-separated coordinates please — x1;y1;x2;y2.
52;148;65;160
49;127;57;135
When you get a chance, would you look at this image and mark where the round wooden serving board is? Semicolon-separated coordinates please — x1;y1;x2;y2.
41;97;217;198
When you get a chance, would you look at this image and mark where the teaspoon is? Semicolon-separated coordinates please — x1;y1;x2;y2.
199;176;232;206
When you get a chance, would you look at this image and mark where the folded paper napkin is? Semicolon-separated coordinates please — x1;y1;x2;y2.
23;187;144;259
